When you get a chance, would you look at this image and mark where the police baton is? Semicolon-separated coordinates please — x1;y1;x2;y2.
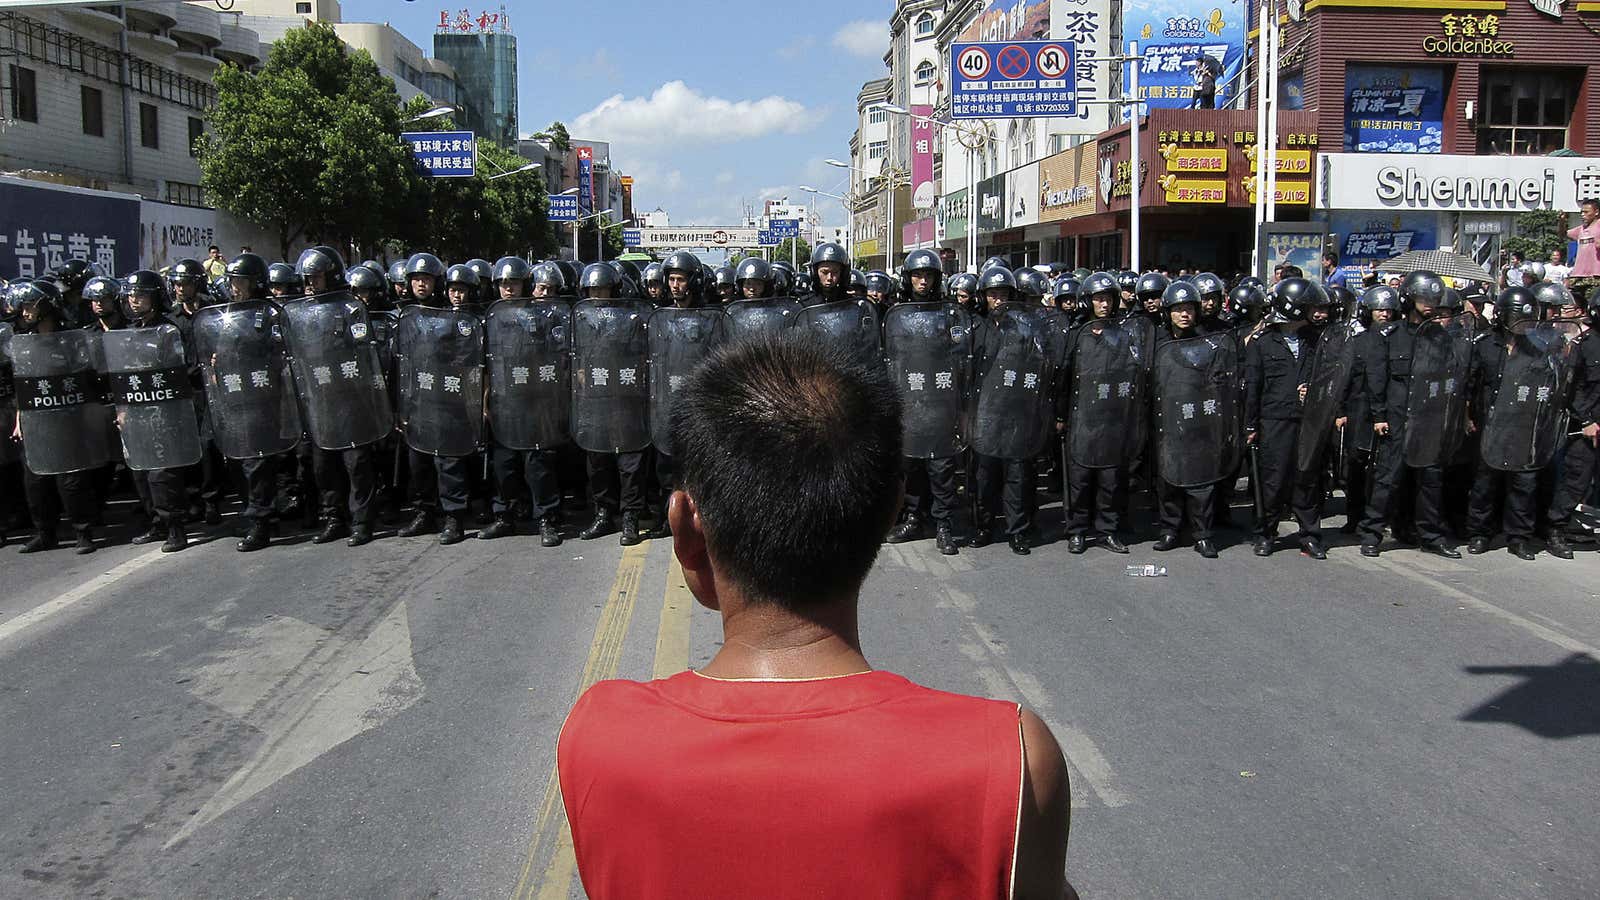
1248;439;1265;523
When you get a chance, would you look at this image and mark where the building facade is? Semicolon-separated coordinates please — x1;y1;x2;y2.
433;28;516;148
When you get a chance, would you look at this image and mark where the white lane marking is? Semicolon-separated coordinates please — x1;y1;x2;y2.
166;601;424;847
1049;720;1132;808
1352;552;1600;657
0;548;166;646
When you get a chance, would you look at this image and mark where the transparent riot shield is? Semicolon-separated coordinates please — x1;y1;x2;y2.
280;292;394;450
726;297;802;340
1153;333;1242;488
648;306;731;454
1403;316;1477;468
484;298;572;451
968;302;1055;460
570;298;652;454
394;306;486;457
11;329;113;475
192;301;302;459
1480;320;1584;472
101;324;203;471
1067;318;1148;468
884;301;972;459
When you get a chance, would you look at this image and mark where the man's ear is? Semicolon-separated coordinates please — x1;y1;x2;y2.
670;490;719;612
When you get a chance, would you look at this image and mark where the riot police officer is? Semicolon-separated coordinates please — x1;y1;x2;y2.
117;270;192;553
734;257;775;299
803;243;852;307
1465;285;1546;559
711;265;738;304
402;252;448;308
1061;271;1137;554
573;263;650;545
1244;278;1326;558
267;262;303;300
82;275;125;332
1544;286;1600;559
1152;280;1227;558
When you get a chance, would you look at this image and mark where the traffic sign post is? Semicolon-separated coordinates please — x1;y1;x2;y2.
548;195;580;222
401;130;477;178
950;40;1077;119
621;229;642;248
767;219;800;240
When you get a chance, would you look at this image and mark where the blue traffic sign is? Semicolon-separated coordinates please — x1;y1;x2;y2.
401;130;476;178
621;229;642;248
767;219;800;239
549;194;580;222
950;41;1077;120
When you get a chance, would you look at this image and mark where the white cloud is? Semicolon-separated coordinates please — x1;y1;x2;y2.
777;35;817;61
714;172;735;186
570;81;816;147
832;20;886;58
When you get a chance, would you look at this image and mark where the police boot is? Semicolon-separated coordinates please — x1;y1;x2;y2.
1153;532;1181;552
619;512;642;547
935;520;958;556
130;520;166;545
19;528;58;554
73;525;96;555
1545;532;1575;560
478;517;516;540
438;516;465;546
1100;534;1129;554
886;515;922;544
578;511;614;540
1066;533;1087;554
314;519;350;544
347;523;373;548
1419;541;1462;560
1253;537;1274;557
540;517;564;548
1467;536;1491;555
237;521;273;552
969;516;993;548
161;521;188;553
1008;532;1030;556
1194;539;1219;559
398;510;435;537
204;501;222;525
1298;535;1327;560
1508;541;1537;561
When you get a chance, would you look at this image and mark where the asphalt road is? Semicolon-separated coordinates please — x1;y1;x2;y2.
1;497;1597;899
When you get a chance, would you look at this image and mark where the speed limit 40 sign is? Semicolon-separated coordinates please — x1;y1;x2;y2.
950;40;1077;120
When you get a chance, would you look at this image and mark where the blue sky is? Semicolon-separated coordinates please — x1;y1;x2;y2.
340;0;897;229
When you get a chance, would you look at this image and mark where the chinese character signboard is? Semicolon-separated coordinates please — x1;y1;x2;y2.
1125;1;1245;111
1257;223;1326;283
635;227;761;250
957;0;1113;135
974;174;1008;234
549;194;580;222
437;7;513;33
401;131;477;177
0;176;138;280
951;40;1077;120
1344;65;1445;153
911;104;936;210
767;219;800;240
576;146;595;214
1422;12;1514;57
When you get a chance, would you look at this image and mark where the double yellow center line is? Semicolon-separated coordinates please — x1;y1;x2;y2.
510;543;697;900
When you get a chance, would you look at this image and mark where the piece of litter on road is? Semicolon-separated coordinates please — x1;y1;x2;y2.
1239;770;1255;778
110;743;121;748
573;556;583;561
1124;564;1167;577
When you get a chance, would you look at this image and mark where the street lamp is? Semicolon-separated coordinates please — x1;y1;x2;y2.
487;161;540;181
827;159;908;270
573;208;620;263
597;218;633;262
800;185;852;261
403;106;457;124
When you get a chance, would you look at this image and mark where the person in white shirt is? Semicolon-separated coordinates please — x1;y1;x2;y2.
1545;249;1571;285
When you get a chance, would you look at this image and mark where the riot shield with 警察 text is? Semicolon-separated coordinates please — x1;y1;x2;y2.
884;301;972;459
571;298;652;454
1480;320;1583;472
1153;333;1242;488
726;297;802;340
1068;318;1149;468
1296;322;1357;473
280;292;394;450
394;306;486;457
648;306;731;454
192;301;301;459
968;302;1055;460
795;298;881;365
1403;316;1476;468
485;298;572;451
11;329;114;475
0;322;18;465
101;324;203;471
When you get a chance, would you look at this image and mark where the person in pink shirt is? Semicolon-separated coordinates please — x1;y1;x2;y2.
1569;198;1600;302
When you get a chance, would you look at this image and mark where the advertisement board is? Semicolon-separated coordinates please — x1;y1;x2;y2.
1319;153;1600;212
957;0;1114;135
1038;142;1099;222
1344;64;1445;154
0;177;139;280
975;174;1008;235
577;146;595;213
1125;2;1246;111
1006;162;1040;228
401;130;477;177
1257;223;1327;283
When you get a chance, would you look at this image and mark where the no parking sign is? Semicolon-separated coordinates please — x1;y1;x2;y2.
951;40;1077;120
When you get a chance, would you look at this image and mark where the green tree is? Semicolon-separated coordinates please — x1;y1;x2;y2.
531;121;571;153
1503;209;1570;262
198;21;420;259
773;237;813;269
576;212;626;263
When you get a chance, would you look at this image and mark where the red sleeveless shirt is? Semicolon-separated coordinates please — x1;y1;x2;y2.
557;669;1024;900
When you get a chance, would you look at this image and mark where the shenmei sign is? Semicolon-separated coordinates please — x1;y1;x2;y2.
635;227;761;249
1320;153;1600;211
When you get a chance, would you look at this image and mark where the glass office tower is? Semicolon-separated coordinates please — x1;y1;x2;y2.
432;30;518;148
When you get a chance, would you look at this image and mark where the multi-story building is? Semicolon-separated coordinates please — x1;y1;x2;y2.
433;20;516;149
848;77;892;267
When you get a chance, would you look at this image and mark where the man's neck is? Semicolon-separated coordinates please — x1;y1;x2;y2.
699;595;870;681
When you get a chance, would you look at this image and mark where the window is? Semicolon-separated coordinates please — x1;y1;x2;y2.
188;115;203;156
7;64;38;123
1477;67;1580;155
139;102;158;148
166;181;204;207
915;12;935;36
867;106;887;125
914;61;935;85
295;2;313;13
81;84;104;136
867;140;888;160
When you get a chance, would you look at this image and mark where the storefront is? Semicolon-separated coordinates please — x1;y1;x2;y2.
1317;152;1600;268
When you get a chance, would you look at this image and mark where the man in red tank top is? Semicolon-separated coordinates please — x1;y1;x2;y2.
558;332;1075;899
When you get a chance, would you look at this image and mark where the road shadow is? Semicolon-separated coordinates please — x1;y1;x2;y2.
1461;653;1600;739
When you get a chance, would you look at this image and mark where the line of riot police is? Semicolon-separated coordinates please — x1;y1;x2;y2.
5;243;1598;562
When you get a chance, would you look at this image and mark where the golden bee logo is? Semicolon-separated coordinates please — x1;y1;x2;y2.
1206;8;1226;36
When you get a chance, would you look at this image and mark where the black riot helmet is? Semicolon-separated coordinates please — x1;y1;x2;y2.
1192;271;1226;302
1399;270;1446;313
977;266;1018;301
268;262;302;292
82;275;122;315
1326;284;1354;313
1435;287;1463;313
1051;276;1080;305
169;257;208;289
295;245;348;293
641;262;664;289
492;256;533;288
11;279;70;329
347;264;386;295
1015;268;1049;301
51;258;100;294
1160;280;1202;309
552;260;580;294
444;263;481;299
465;258;494;287
734;257;774;298
1231;283;1267;318
849;268;867;296
864;270;893;297
224;252;270;296
123;269;170;315
1236;275;1266;293
1532;281;1574;314
1082;271;1121;312
1458;281;1490;309
1135;272;1170;302
1361;284;1401;313
404;252;446;280
1116;270;1139;295
771;265;794;297
1498;286;1541;326
616;259;643;286
530;261;567;296
901;248;944;298
1268;277;1315;323
713;265;737;290
947;271;978;300
578;262;621;299
387;260;407;287
981;255;1010;274
809;242;851;284
661;250;704;302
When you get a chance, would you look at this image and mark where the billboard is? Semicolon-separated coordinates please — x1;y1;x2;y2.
957;0;1114;135
911;104;936;208
1125;2;1246;111
0;177;139;280
951;41;1077;120
1344;64;1445;154
401;131;476;177
577;146;595;213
